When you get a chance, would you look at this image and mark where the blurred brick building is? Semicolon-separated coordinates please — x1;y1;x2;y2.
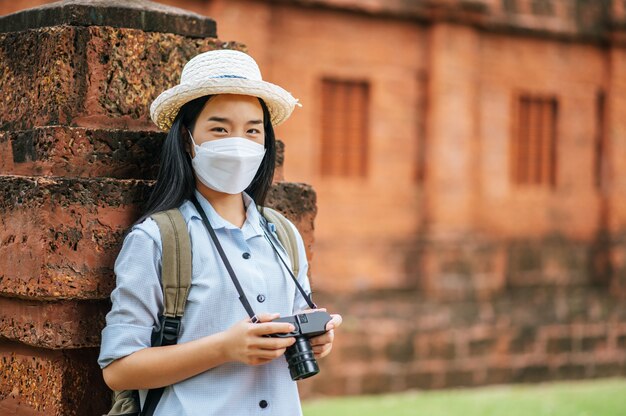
2;0;626;410
4;0;626;295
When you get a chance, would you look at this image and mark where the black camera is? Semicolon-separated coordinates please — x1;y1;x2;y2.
269;311;332;380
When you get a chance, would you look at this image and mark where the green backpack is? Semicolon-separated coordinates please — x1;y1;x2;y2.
104;206;300;416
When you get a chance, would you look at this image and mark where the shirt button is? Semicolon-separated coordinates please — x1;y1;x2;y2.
259;400;268;409
242;252;251;259
257;294;266;303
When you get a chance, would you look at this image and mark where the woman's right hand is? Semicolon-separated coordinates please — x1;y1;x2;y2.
221;313;296;366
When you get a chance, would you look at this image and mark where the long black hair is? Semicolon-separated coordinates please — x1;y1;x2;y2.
138;95;276;223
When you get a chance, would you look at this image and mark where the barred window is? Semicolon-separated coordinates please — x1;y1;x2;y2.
511;94;558;187
320;79;369;177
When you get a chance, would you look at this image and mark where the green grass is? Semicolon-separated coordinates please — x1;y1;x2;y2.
302;378;626;416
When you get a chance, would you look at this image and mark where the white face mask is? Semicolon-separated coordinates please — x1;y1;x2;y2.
189;133;266;194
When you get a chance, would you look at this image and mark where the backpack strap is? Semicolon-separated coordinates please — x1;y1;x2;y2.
260;207;300;278
152;209;192;319
141;208;191;416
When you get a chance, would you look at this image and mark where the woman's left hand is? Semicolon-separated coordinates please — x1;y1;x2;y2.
309;311;342;359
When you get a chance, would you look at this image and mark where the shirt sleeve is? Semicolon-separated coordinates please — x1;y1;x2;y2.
98;218;164;369
287;220;313;314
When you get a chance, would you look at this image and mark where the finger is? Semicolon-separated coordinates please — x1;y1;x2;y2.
253;336;296;350
310;329;334;346
253;313;281;323
310;334;331;347
312;344;330;354
298;308;327;314
313;344;333;358
249;357;277;366
252;322;296;336
326;314;343;331
253;347;287;360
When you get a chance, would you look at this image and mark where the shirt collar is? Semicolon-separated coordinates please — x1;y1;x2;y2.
190;190;265;238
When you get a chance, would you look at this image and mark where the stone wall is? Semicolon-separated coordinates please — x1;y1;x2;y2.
299;286;626;396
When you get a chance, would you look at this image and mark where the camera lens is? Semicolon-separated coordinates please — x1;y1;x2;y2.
284;336;319;380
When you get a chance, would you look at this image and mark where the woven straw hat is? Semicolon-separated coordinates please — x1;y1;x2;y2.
150;49;300;130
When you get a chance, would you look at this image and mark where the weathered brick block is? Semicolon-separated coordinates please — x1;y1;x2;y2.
406;370;436;390
590;362;626;378
301;371;349;397
266;182;317;264
512;364;551;383
339;340;375;362
0;298;106;348
360;370;394;394
468;336;498;356
444;369;475;387
0;175;316;300
385;334;415;362
418;235;506;300
0;175;150;299
581;335;607;352
0;25;242;131
0;127;163;178
507;236;591;287
415;331;456;360
0;341;108;415
546;336;574;354
555;364;586;379
485;367;513;385
509;327;538;354
610;236;626;297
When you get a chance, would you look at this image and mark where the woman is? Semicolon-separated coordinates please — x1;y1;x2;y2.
98;49;342;415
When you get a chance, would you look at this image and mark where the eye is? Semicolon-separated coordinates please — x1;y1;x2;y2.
211;127;228;133
247;128;262;134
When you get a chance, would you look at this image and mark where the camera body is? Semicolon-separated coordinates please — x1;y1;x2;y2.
269;311;332;380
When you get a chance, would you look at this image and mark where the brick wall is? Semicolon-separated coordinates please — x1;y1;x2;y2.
299;286;626;396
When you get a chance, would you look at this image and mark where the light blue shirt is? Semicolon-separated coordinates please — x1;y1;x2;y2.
98;190;312;416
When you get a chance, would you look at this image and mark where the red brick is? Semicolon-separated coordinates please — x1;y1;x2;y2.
509;327;538;354
0;341;108;416
266;182;318;266
0;25;243;131
0;175;315;299
485;367;514;385
406;370;437;390
444;369;475;387
0;298;106;349
415;331;456;360
513;364;551;383
0;175;149;299
546;336;575;354
590;362;626;378
0;127;163;179
360;370;395;395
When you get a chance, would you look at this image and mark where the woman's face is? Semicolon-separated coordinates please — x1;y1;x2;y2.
190;94;265;149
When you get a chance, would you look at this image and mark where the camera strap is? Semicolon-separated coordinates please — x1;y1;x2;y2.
191;196;316;322
192;197;259;322
260;223;317;310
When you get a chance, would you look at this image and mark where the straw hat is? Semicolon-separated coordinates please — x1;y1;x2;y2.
150;49;300;130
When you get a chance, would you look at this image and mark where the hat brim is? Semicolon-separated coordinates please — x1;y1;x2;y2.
150;78;298;131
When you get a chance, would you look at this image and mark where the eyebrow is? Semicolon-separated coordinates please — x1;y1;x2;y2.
207;116;263;125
